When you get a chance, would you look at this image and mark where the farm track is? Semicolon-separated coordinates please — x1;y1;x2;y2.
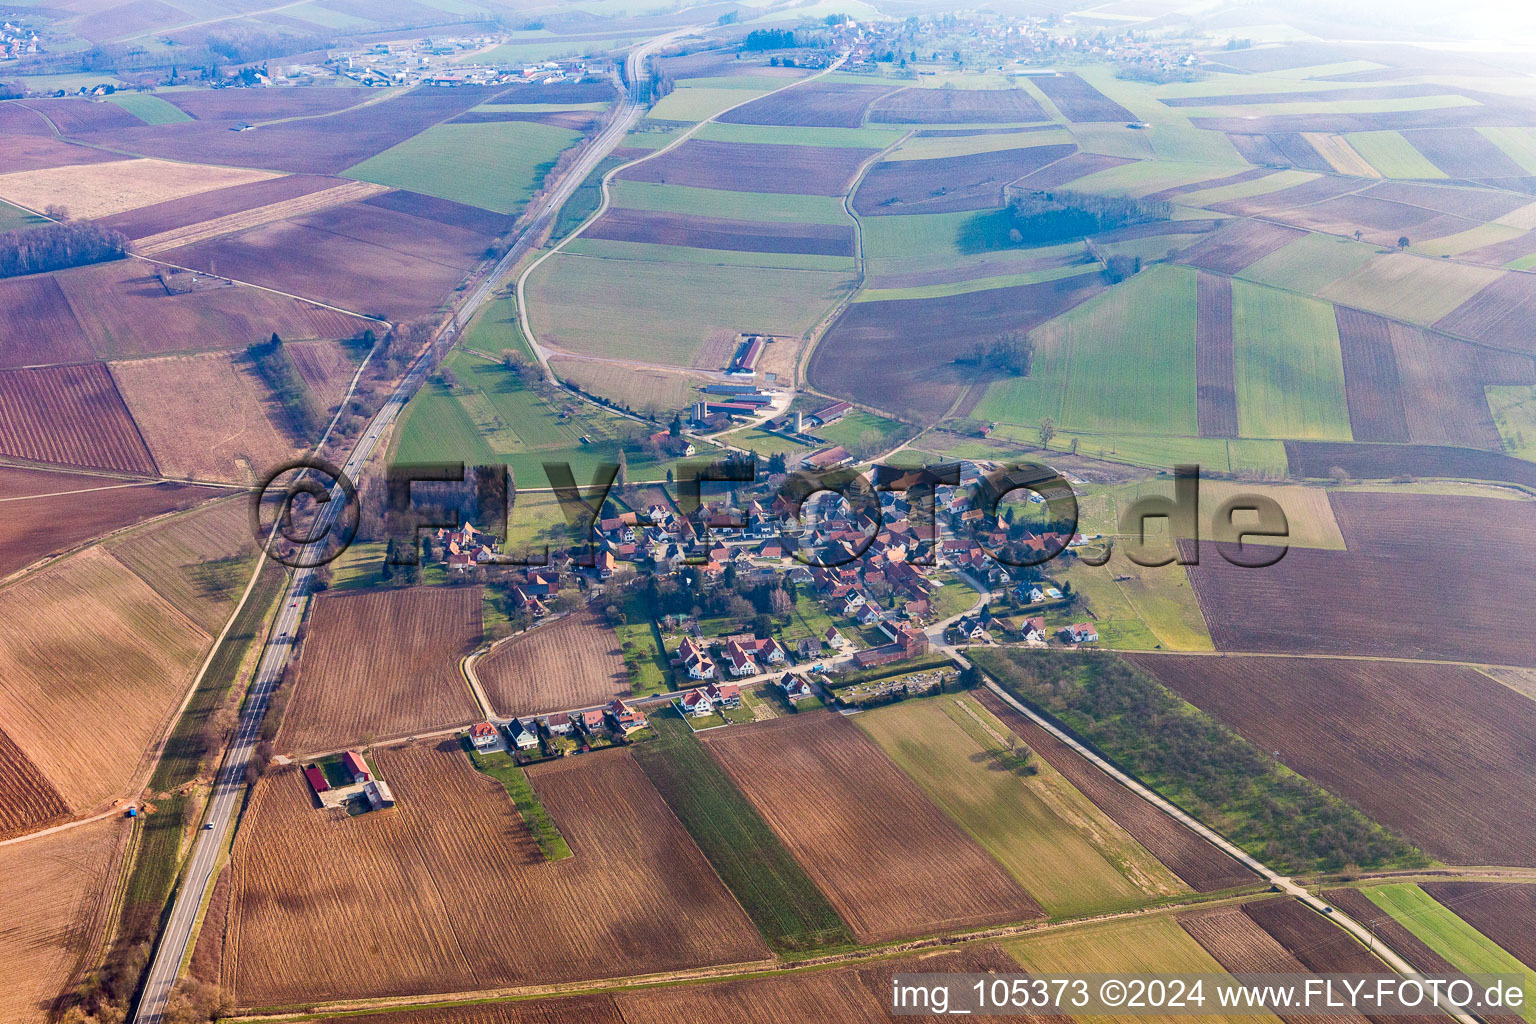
134;181;393;255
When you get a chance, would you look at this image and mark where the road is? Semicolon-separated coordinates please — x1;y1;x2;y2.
130;32;681;1023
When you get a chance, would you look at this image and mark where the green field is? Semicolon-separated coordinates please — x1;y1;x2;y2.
0;199;45;233
1413;222;1526;259
393;378;497;465
1061;160;1236;198
1488;384;1536;461
1319;253;1501;325
855;261;1094;302
1237;232;1381;294
610;180;849;223
106;92;193;124
1173;169;1317;209
814;408;909;451
1344;130;1448;178
346;120;584;214
696;121;905;149
649;86;773;122
977;264;1198;436
465;745;572;860
632;711;853;952
861;209;988;261
1232;280;1351;440
564;236;854;272
893;128;1074;161
1480;127;1536;175
722;426;811;456
1364;884;1536;1023
527;252;851;367
857;695;1178;917
550;153;623;242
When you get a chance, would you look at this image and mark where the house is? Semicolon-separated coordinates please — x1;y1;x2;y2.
723;638;759;677
342;751;371;784
507;718;539;751
776;672;815;703
468;721;499;750
676;688;715;718
1059;622;1099;644
676;636;717;680
542;711;573;735
704;681;741;708
303;765;330;795
578;708;607;734
797;637;820;659
607;698;648;734
1020;616;1047;643
364;779;396;810
824;626;848;650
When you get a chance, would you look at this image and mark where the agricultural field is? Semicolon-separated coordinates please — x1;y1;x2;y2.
1420;882;1536;969
0;546;212;815
109;351;305;483
0;259;369;363
1437;273;1536;354
158;195;504;321
0;473;220;580
104;496;257;633
814;269;1103;423
871;86;1049;123
300;945;1032;1024
347;120;586;214
633;711;853;953
1319;253;1502;326
1130;655;1536;868
476;609;629;717
974;264;1196;437
1231;279;1352;440
1235;231;1380;294
1006;915;1272;1024
1033;72;1137;122
527;252;850;368
619;139;876;195
1175;219;1306;276
1363;883;1536;1022
856;694;1184;916
701;711;1039;943
0;815;129;1023
97;173;354;241
854;144;1075;216
82;85;506;175
1184;491;1536;667
585;207;856;256
717;81;899;127
0;362;158;475
221;745;768;1005
973;689;1254;892
277;587;483;754
0;157;277;219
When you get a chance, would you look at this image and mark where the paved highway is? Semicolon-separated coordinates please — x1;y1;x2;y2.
130;31;680;1022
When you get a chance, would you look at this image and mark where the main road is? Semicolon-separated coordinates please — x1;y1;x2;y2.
131;29;686;1023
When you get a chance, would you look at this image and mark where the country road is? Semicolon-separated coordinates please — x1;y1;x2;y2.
129;31;685;1023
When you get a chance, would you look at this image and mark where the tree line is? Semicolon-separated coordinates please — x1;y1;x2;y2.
246;333;326;441
0;220;128;279
976;648;1427;873
1001;188;1172;246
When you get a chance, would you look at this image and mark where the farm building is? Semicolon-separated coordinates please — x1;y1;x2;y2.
851;626;930;669
342;751;372;784
803;446;852;470
303;765;330;795
810;401;851;426
363;779;395;810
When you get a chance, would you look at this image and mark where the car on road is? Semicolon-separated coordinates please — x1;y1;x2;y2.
202;822;214;830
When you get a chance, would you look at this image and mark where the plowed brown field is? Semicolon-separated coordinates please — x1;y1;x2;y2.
0;546;212;813
0;275;96;368
1176;220;1306;275
0;726;68;840
1127;654;1536;867
110;351;303;483
0;362;157;475
223;745;768;1006
278;587;482;754
1195;272;1237;437
718;82;900;128
619;139;876;195
1180;904;1373;1024
1422;882;1536;969
872;86;1049;124
1183;491;1536;669
106;497;257;633
478;609;628;717
0;815;130;1023
702;711;1040;943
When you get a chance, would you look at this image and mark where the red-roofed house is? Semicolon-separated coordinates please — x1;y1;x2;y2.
469;722;498;750
342;751;371;784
